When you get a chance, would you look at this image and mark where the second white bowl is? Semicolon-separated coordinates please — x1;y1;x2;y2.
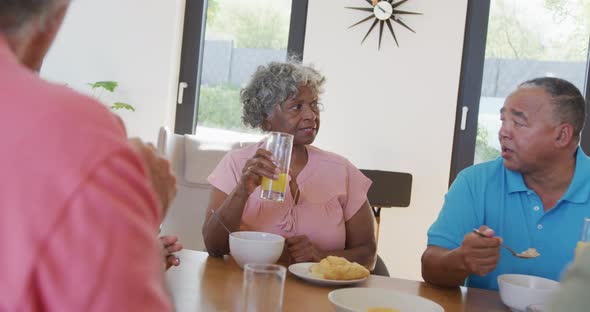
498;274;559;312
328;288;443;312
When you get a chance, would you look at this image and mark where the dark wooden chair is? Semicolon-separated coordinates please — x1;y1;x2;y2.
361;169;413;277
361;169;413;243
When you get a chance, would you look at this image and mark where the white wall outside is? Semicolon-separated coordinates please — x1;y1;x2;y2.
303;0;468;280
41;0;185;143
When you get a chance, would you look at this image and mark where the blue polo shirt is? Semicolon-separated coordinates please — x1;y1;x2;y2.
427;147;590;290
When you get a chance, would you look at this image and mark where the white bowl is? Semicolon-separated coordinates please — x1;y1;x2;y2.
328;288;444;312
498;274;560;312
229;231;284;268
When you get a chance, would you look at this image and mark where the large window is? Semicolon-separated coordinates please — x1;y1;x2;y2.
450;0;590;183
173;0;308;135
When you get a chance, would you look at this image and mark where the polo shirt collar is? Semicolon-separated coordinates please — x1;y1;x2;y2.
561;147;590;204
505;147;590;203
505;166;528;194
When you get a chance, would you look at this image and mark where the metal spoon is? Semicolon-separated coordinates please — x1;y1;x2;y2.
472;229;540;259
209;208;232;235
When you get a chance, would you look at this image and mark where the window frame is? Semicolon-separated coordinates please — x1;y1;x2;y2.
173;0;309;135
449;0;590;185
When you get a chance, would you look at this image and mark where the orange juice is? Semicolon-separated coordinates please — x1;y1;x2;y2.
575;241;590;260
260;132;293;202
261;173;288;200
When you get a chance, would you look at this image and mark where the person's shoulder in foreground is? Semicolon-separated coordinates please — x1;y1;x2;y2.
0;1;171;310
0;63;171;311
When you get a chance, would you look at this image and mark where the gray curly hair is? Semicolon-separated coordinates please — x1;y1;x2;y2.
241;60;326;129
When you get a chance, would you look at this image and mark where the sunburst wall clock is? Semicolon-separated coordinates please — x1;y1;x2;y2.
346;0;422;49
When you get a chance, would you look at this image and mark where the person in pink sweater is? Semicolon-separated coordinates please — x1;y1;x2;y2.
0;0;176;310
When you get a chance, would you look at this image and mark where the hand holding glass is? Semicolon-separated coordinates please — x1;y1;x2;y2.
260;132;293;201
242;264;286;312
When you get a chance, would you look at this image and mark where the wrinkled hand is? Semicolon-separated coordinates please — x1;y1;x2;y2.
459;225;501;276
237;148;279;195
286;235;324;263
160;235;183;270
128;138;177;217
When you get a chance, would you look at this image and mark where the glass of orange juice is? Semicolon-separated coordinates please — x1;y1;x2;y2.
575;217;590;260
260;132;293;202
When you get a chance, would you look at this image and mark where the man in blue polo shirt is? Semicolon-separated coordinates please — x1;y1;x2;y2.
421;77;590;290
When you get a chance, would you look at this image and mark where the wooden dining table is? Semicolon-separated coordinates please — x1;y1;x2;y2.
165;249;509;312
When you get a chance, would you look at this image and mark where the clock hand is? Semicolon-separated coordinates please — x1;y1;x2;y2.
378;5;387;13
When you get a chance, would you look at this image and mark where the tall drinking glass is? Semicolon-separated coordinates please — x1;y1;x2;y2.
575;217;590;260
242;263;286;312
260;132;293;202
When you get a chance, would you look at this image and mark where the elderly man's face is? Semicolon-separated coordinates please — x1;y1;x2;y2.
498;87;561;174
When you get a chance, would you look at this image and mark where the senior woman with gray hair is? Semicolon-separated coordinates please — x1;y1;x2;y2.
203;61;377;270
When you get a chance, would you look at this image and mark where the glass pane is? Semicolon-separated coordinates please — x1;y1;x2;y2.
475;0;590;164
196;0;292;138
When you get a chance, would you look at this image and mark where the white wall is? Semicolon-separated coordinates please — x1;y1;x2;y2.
304;0;468;280
41;0;185;143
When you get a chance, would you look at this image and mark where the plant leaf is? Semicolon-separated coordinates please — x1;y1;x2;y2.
110;102;135;112
88;81;118;92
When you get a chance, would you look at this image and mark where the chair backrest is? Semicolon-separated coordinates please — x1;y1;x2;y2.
360;169;412;208
360;169;411;276
157;126;186;178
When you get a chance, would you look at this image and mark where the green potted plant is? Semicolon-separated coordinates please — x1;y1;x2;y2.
88;81;135;112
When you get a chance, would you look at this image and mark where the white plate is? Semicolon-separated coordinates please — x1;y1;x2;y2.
288;262;368;286
329;287;444;312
